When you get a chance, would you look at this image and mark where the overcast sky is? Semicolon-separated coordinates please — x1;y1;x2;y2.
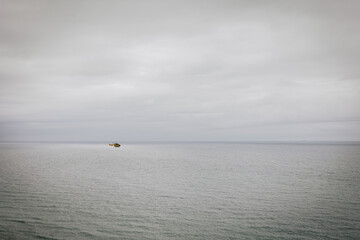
1;0;359;142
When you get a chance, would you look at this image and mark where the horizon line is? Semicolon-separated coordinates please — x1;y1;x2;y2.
1;140;360;144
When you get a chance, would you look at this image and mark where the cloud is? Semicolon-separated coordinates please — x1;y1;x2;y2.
0;0;359;141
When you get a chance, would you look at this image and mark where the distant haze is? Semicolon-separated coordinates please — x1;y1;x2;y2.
1;0;359;142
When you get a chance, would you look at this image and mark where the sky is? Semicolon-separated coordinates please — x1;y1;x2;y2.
0;0;360;142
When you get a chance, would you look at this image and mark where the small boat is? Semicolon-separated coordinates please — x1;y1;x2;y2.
109;143;121;147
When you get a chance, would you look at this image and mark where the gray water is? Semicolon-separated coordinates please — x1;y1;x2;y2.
0;142;359;239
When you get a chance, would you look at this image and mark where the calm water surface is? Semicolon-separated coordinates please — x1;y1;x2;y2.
0;142;359;239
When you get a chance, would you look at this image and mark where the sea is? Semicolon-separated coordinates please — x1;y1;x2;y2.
0;142;359;239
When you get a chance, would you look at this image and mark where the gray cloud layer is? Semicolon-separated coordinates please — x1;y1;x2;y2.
1;0;360;141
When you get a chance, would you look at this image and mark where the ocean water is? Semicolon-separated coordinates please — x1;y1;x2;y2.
0;142;359;240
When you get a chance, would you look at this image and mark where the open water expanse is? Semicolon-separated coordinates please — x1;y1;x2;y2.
0;142;359;239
